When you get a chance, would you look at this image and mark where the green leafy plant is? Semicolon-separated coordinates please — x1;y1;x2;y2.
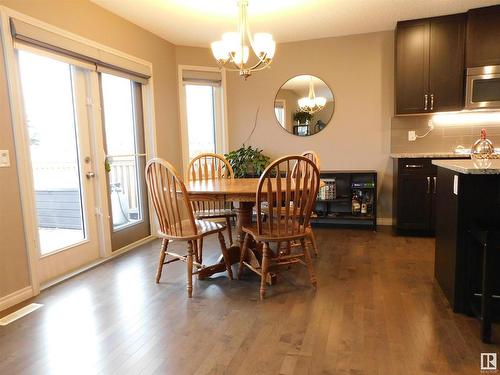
293;110;312;124
224;145;271;178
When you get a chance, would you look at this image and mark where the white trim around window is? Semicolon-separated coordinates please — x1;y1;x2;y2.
177;64;229;175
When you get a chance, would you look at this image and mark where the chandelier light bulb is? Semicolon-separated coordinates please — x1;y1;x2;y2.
210;0;275;79
211;40;230;63
232;45;250;64
222;32;241;53
298;77;327;114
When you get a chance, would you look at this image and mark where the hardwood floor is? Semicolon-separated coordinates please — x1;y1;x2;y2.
0;227;498;374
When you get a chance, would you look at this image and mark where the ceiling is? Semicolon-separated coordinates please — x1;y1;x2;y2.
281;75;333;99
91;0;498;47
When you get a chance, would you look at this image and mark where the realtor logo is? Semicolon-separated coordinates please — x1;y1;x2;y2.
482;353;498;372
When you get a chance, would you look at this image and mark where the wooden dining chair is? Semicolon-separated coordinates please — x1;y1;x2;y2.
187;153;236;263
237;155;321;300
268;151;321;257
292;151;320;256
145;158;233;298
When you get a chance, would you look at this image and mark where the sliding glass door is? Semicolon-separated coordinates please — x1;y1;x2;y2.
17;49;100;282
100;73;150;250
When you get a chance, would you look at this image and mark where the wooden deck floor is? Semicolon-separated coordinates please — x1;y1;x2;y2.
0;227;498;374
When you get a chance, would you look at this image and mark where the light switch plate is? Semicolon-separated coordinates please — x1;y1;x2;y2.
453;175;458;195
0;150;10;168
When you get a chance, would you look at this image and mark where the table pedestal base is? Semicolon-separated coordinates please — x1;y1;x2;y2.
197;243;277;285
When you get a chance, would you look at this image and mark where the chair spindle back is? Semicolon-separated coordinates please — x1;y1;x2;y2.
292;150;320;177
145;158;196;238
256;155;320;237
187;153;234;215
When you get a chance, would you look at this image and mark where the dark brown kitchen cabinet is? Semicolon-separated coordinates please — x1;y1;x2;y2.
395;14;466;114
466;5;500;68
395;20;429;114
393;158;436;233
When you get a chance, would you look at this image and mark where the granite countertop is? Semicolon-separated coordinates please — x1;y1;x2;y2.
432;159;500;174
390;152;471;159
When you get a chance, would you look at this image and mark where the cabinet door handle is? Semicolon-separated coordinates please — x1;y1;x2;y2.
433;176;437;194
424;94;428;111
427;176;431;194
405;164;424;168
430;94;434;111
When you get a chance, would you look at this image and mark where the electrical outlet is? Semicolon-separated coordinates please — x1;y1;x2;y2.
408;131;417;142
0;150;10;167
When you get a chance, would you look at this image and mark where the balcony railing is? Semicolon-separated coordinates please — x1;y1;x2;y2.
33;159;140;229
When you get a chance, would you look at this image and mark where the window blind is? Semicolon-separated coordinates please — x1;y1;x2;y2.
182;69;221;86
10;18;151;84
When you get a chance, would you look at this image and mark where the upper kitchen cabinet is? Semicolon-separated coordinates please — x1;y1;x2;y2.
395;14;466;115
466;5;500;68
395;19;429;114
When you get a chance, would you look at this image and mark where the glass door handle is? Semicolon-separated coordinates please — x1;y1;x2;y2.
86;171;96;179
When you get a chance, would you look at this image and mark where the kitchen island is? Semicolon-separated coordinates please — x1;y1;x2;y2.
432;159;500;313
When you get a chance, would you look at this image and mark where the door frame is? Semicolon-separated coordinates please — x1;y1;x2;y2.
0;6;158;295
177;64;229;175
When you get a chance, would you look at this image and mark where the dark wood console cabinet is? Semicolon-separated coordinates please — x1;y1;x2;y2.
311;170;377;230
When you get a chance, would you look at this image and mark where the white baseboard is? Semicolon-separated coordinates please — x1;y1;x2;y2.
377;217;393;226
0;286;34;312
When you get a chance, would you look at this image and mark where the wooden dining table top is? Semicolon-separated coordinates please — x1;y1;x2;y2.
184;178;323;202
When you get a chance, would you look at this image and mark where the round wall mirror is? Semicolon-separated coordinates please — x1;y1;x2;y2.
274;75;334;136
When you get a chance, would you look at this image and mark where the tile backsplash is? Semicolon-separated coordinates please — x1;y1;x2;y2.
391;113;500;154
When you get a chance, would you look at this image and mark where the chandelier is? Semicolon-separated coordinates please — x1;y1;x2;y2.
211;0;276;79
298;77;327;114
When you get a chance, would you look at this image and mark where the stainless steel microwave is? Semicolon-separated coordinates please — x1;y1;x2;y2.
466;65;500;109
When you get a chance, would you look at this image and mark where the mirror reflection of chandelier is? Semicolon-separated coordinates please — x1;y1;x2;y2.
298;77;327;114
210;0;276;79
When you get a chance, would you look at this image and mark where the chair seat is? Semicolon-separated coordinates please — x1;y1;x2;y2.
195;208;236;219
242;223;310;242
159;219;225;240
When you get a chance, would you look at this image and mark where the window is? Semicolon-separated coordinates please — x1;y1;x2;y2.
274;100;286;127
185;84;217;159
100;73;149;236
18;49;87;255
180;67;226;165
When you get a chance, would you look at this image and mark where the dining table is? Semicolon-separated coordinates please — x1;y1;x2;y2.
184;177;322;283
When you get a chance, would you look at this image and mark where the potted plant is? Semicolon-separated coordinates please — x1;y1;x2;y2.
293;110;312;125
224;145;271;178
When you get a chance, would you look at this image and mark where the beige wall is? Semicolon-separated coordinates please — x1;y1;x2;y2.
0;4;396;304
0;0;181;299
175;33;395;220
225;32;395;219
0;44;30;298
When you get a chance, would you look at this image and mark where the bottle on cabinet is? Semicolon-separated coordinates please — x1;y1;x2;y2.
352;190;361;215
